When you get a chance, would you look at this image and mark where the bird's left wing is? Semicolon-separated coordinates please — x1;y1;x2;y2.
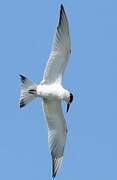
42;99;67;178
41;5;71;85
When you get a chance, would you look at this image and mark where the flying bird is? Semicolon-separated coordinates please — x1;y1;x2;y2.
19;4;73;178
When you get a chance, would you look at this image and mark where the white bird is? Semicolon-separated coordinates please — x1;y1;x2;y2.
19;4;73;178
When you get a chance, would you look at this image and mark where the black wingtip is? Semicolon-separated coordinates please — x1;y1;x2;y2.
58;4;65;28
52;174;55;179
60;4;64;9
60;4;65;13
52;158;56;178
52;171;56;179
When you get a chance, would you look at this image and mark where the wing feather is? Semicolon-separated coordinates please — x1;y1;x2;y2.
42;99;67;177
42;5;71;84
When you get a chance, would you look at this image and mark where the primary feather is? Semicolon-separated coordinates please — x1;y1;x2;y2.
42;99;67;177
42;5;71;85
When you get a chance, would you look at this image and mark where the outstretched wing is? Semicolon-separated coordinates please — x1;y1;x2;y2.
42;4;71;85
42;99;67;178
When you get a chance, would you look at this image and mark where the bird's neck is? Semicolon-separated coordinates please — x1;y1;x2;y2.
63;89;70;103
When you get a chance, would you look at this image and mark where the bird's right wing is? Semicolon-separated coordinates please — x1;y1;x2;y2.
42;99;67;178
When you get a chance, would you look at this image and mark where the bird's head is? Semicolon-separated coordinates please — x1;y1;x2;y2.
66;92;73;112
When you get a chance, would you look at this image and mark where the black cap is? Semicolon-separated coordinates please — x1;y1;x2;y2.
69;92;73;103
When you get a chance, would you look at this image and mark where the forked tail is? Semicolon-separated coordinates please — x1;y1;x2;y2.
19;75;37;108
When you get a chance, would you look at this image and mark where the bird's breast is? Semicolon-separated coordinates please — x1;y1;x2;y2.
36;84;65;100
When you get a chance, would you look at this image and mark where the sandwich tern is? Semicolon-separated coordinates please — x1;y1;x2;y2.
19;4;73;178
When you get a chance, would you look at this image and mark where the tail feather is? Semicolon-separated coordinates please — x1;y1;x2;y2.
19;75;37;108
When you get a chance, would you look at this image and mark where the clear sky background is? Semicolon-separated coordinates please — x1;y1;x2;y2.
0;0;117;179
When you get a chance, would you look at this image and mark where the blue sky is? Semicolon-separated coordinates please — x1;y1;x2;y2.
0;0;117;179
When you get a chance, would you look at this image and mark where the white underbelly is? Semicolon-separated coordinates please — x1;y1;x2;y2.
36;84;64;100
